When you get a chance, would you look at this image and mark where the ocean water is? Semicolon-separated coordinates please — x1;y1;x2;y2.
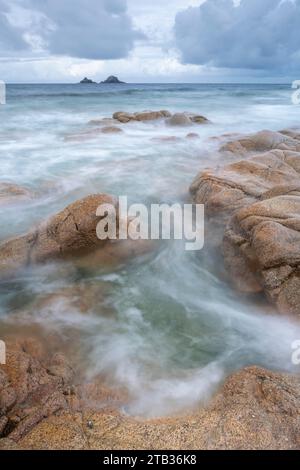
1;83;300;417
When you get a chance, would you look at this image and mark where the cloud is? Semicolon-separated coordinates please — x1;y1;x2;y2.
0;0;28;51
175;0;300;70
0;0;142;60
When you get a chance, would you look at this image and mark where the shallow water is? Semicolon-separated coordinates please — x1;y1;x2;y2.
1;83;300;417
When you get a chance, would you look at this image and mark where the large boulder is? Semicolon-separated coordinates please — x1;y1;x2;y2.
191;149;300;220
224;194;300;313
221;130;300;155
0;194;118;275
191;130;300;314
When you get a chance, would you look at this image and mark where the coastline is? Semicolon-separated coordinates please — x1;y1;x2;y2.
1;114;300;449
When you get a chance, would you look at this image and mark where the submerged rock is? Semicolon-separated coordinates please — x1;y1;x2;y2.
100;126;123;134
166;113;192;127
191;129;300;315
151;136;182;143
0;183;35;206
186;133;200;139
64;125;123;141
88;118;117;126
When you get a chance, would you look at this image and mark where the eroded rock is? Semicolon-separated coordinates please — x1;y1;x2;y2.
224;195;300;312
12;366;300;450
0;337;74;442
191;130;300;314
221;130;300;155
1;334;299;450
0;194;118;275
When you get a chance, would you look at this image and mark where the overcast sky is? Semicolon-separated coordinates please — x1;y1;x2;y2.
0;0;299;83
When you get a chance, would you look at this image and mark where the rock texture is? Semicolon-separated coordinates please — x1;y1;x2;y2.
221;130;300;155
191;129;300;315
1;355;299;450
0;194;118;276
0;337;75;443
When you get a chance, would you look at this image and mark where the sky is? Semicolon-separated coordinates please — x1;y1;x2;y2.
0;0;299;83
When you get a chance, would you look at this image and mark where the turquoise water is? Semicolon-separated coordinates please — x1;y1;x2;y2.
0;83;300;416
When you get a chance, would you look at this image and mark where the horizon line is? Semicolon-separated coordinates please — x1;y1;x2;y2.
4;81;292;86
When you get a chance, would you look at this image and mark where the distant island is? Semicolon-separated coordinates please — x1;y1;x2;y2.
80;77;96;84
101;76;125;84
79;76;125;84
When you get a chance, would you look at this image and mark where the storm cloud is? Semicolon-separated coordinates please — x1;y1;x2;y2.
175;0;300;70
0;0;142;59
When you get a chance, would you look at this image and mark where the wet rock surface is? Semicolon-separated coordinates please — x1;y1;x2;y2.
112;110;171;123
0;194;118;276
112;110;209;125
63;110;209;141
1;352;299;450
191;129;300;314
0;337;75;443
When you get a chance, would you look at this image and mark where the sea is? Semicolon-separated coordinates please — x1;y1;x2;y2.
0;83;300;417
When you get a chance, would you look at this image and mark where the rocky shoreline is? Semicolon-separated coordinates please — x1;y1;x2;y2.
1;335;299;450
1;115;300;450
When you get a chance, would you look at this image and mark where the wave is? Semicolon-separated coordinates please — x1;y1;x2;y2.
7;85;208;100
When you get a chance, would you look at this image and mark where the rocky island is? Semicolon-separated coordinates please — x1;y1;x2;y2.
101;75;125;84
79;77;96;84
